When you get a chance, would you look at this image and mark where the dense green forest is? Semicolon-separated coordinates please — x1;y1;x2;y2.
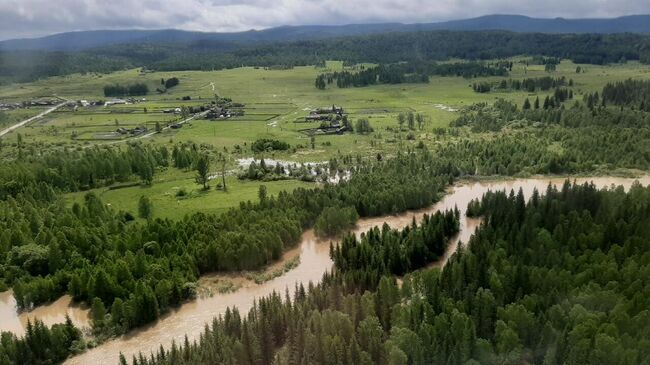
0;150;451;337
0;66;648;353
445;95;649;174
3;31;650;83
0;144;170;197
0;111;648;364
103;83;149;97
332;209;460;280
113;180;650;365
600;79;650;111
2;28;650;365
314;61;509;89
0;317;83;364
499;76;571;92
315;65;427;89
435;126;650;175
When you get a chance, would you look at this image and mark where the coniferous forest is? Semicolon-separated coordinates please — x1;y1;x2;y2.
0;73;649;363
2;12;650;365
0;150;450;332
108;180;650;365
2;31;650;84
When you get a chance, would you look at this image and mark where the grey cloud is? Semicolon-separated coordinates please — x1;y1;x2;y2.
1;0;650;40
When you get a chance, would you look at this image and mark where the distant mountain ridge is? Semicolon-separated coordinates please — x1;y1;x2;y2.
2;14;650;51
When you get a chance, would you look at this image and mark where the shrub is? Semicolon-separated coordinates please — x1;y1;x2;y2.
355;118;374;134
165;77;180;89
251;138;290;153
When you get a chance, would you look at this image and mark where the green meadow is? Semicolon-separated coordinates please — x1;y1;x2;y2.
3;58;650;219
3;59;649;150
64;168;313;220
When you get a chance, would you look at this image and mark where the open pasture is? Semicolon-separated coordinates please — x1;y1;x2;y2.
65;169;313;220
2;58;650;217
3;59;650;151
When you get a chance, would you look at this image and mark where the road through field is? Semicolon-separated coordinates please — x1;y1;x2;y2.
135;110;210;140
89;110;210;148
0;101;69;137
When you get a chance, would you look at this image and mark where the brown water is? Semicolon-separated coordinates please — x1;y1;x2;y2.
2;176;648;364
0;292;89;336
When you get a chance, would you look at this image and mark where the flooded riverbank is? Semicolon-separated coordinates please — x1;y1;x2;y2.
1;175;647;364
0;292;89;337
64;175;648;365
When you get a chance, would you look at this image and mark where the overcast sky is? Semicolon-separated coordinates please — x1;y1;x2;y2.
1;0;650;40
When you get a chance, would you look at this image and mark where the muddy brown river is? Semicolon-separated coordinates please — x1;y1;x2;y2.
1;176;648;364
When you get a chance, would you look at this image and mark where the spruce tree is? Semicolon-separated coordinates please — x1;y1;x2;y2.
195;153;210;190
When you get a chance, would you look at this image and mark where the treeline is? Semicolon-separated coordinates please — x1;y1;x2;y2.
316;64;428;89
0;144;169;198
427;61;509;78
521;89;572;110
451;89;650;133
5;31;650;83
0;50;132;84
140;31;650;70
526;56;561;65
500;76;572;92
601;79;650;111
316;61;508;89
0;142;235;198
104;83;149;97
0;318;83;364
446;96;650;173
435;126;650;175
573;78;650;111
133;181;650;365
473;77;572;94
398;60;510;78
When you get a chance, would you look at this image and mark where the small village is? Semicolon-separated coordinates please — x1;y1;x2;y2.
0;98;63;111
0;92;253;141
299;104;352;135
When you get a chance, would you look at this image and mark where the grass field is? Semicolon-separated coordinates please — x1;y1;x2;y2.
65;168;313;220
3;59;650;151
0;107;49;129
3;58;650;218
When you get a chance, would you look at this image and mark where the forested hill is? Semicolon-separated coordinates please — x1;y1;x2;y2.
2;31;650;84
3;14;650;52
427;14;650;34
